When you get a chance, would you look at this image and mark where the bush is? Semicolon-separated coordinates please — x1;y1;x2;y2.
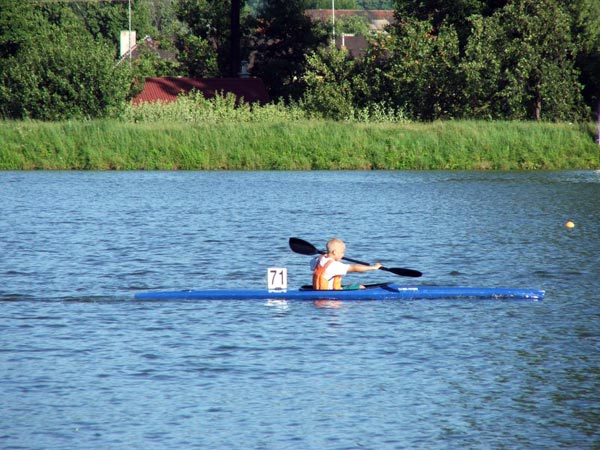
121;91;309;123
0;10;133;120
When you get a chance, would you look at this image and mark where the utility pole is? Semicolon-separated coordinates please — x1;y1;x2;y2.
128;0;132;66
331;0;336;43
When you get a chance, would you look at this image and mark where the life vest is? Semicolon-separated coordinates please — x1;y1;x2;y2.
312;256;343;290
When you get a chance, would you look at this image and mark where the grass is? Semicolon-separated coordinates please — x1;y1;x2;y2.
1;105;598;170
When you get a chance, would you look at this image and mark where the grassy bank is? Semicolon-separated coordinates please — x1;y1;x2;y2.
1;119;598;170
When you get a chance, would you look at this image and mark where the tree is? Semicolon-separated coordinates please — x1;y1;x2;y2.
336;14;370;36
130;43;181;79
363;18;464;120
302;44;357;119
462;0;586;120
175;0;233;77
147;0;179;34
73;1;151;47
392;0;508;48
0;1;46;60
247;0;328;100
563;0;600;116
0;2;134;120
174;32;219;77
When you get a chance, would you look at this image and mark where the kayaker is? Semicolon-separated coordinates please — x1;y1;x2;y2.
311;238;382;290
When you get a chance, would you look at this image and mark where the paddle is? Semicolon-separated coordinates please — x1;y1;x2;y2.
289;237;422;278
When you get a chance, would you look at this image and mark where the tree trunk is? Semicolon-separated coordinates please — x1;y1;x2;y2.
534;95;541;121
230;0;241;77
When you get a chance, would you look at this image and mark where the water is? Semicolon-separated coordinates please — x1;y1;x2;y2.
1;171;599;449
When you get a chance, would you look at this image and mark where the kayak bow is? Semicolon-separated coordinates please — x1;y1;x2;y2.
134;282;544;301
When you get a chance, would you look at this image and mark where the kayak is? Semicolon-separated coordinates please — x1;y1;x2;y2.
134;282;545;301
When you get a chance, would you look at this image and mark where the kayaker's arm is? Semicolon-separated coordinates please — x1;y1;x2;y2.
347;262;382;273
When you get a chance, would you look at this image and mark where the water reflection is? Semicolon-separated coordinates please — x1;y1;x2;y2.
313;299;343;309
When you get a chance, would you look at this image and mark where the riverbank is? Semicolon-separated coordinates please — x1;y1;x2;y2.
1;120;598;170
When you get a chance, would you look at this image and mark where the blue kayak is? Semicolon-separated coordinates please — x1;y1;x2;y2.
134;283;544;301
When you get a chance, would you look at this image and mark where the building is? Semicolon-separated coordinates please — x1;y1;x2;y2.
132;77;270;105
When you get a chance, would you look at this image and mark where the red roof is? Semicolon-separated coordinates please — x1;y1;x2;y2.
132;77;270;105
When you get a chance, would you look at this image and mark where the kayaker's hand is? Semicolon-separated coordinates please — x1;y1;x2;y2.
373;263;382;270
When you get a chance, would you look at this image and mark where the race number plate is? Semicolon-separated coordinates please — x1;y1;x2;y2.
268;268;287;292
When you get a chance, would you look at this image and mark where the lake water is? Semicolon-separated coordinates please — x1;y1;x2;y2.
1;170;599;449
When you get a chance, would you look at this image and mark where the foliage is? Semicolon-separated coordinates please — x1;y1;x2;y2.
0;0;597;123
564;0;600;113
392;0;507;46
0;1;43;60
359;19;464;120
345;102;409;123
174;32;219;77
247;0;328;99
122;91;309;123
72;1;153;51
301;44;357;120
335;14;371;36
174;0;254;78
461;0;586;121
130;44;182;79
0;3;134;120
360;0;593;121
146;0;180;35
174;0;232;77
125;85;408;125
0;35;133;120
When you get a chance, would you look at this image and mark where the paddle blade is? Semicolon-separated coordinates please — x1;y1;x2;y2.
384;267;422;278
289;237;321;256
